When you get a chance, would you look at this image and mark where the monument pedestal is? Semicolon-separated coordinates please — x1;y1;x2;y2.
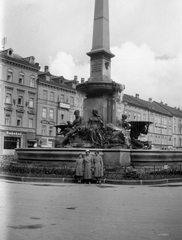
83;96;116;124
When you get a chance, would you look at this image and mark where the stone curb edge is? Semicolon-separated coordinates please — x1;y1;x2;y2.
1;174;182;185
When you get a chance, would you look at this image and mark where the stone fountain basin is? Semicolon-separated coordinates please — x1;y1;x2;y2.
14;148;182;167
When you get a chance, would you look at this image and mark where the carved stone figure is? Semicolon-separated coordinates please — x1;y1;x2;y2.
55;110;152;150
61;110;84;146
87;109;104;147
129;121;152;149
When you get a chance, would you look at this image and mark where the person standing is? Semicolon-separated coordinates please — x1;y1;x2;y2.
75;153;84;183
93;151;103;184
83;149;93;184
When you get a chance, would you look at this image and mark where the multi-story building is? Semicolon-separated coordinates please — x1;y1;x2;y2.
155;102;182;149
36;67;84;147
0;48;40;157
121;94;173;149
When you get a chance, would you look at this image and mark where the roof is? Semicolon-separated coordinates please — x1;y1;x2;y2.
123;94;172;117
154;101;182;118
38;74;77;92
0;48;40;70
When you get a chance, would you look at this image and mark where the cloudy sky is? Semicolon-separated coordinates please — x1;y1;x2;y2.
1;0;182;108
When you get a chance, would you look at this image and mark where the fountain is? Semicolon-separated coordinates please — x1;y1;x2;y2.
15;0;182;168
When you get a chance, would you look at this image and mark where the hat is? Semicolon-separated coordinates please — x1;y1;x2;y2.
85;149;90;152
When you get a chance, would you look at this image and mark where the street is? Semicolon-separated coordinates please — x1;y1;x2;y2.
0;180;182;240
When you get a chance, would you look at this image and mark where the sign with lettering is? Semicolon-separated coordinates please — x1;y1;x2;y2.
59;103;70;109
91;60;102;72
155;123;167;129
6;131;21;136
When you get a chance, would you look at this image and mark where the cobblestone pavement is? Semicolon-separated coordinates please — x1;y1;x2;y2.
0;180;182;240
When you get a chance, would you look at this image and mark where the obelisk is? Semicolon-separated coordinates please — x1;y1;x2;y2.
77;0;124;124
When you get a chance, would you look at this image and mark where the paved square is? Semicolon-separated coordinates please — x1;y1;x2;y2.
0;180;182;240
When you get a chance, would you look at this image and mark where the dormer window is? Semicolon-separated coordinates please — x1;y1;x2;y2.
7;48;13;56
19;72;24;85
29;56;35;64
46;75;50;81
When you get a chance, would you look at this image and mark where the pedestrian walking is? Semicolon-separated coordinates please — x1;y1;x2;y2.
93;151;103;184
75;153;84;183
83;149;93;184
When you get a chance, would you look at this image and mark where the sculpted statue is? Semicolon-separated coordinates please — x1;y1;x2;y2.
129;121;152;149
87;109;104;147
61;110;84;146
55;109;152;150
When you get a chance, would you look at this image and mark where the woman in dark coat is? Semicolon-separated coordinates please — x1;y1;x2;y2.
93;151;103;184
83;149;93;184
75;153;84;183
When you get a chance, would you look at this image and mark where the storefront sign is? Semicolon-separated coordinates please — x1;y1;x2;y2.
155;123;167;129
59;102;70;109
6;131;21;136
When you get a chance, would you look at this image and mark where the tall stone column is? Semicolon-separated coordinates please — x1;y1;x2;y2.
77;0;124;124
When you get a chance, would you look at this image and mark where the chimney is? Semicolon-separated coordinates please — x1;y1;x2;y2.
74;75;78;81
44;66;49;72
135;93;139;98
81;78;85;83
148;98;152;102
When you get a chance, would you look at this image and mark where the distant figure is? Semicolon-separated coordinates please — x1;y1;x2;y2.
93;151;103;184
88;109;104;146
121;114;131;146
83;149;93;184
62;110;84;145
75;153;84;183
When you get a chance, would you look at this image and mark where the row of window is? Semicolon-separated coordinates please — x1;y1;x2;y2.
5;92;35;108
41;125;54;136
42;108;54;120
5;114;34;128
125;111;174;128
7;69;36;87
42;89;75;105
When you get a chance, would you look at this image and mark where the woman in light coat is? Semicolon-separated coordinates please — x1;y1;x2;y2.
75;153;84;183
93;151;103;184
83;149;93;184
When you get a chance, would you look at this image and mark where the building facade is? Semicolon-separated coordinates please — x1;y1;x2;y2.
0;48;40;156
121;94;174;149
155;102;182;149
36;67;84;147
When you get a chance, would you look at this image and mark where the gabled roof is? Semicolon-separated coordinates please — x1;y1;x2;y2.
154;101;182;118
38;74;76;92
0;48;40;70
123;94;172;117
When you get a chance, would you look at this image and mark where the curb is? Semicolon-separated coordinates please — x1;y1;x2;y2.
1;174;182;185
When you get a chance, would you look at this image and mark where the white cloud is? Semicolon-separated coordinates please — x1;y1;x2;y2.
49;51;89;81
111;42;182;108
49;42;182;108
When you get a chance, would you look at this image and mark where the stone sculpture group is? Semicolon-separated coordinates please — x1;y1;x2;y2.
55;109;152;149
